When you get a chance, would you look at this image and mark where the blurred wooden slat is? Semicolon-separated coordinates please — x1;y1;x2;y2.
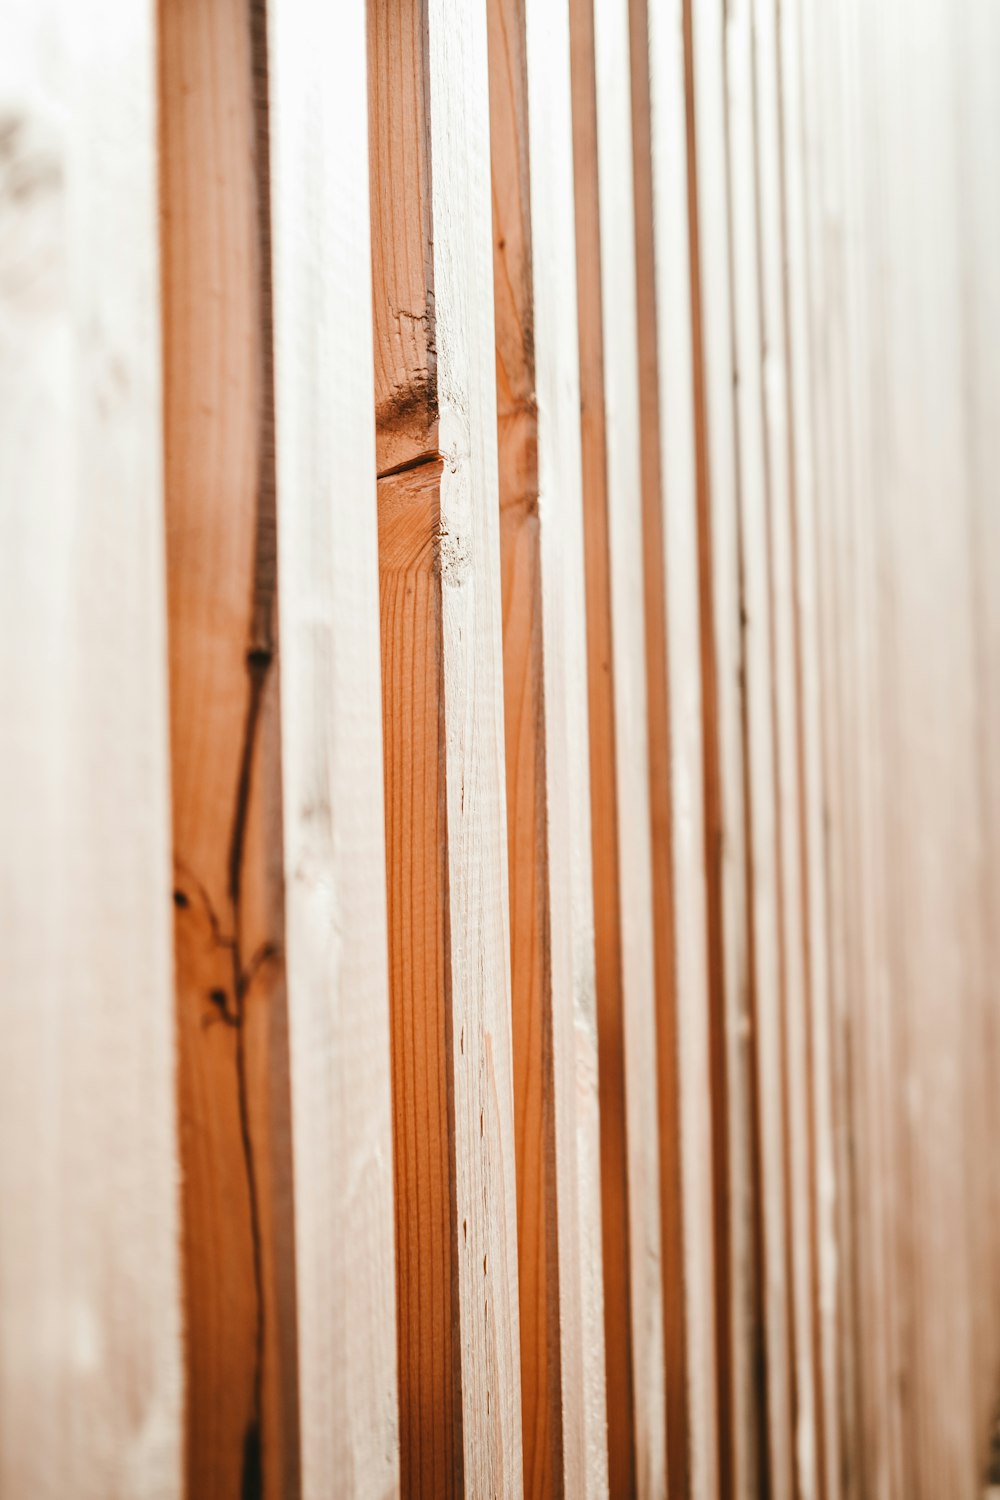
796;0;861;1487
368;1;524;1494
160;0;299;1493
568;0;667;1491
751;0;824;1491
0;0;183;1494
630;0;723;1495
682;0;765;1489
486;0;609;1493
725;5;797;1496
777;0;841;1491
265;0;399;1493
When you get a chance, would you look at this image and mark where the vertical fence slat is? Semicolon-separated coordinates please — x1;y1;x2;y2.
631;0;724;1494
265;0;400;1494
726;4;798;1493
752;0;824;1492
368;1;524;1493
684;0;765;1493
486;0;609;1494
778;0;841;1490
160;0;299;1492
569;0;667;1492
0;0;183;1493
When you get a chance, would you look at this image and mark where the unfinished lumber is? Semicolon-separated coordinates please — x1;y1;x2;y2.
368;1;523;1493
683;0;768;1492
776;0;841;1491
0;0;183;1493
725;2;797;1492
160;0;299;1493
568;0;667;1492
265;0;400;1493
629;0;723;1495
486;0;609;1494
751;0;823;1491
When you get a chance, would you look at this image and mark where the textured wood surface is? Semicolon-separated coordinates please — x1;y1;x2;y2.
0;1;183;1494
160;0;299;1492
487;0;609;1494
369;1;524;1494
683;0;764;1494
569;0;667;1493
726;3;797;1495
266;0;400;1492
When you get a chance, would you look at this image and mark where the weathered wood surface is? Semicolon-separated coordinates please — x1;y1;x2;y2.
369;1;523;1494
486;0;608;1494
0;0;183;1495
266;0;400;1492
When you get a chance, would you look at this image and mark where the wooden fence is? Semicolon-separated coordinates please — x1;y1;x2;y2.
2;0;999;1495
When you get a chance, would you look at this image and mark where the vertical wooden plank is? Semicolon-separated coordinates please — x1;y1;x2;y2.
368;2;524;1494
751;0;823;1492
568;0;667;1491
725;3;797;1495
265;0;400;1494
159;0;299;1493
682;0;765;1490
776;0;841;1491
486;0;609;1494
0;0;183;1494
954;0;1000;1460
630;0;723;1495
796;0;861;1487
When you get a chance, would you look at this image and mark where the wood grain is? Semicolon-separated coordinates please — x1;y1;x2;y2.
776;0;840;1492
369;2;524;1494
160;0;299;1493
725;4;797;1494
265;0;400;1492
486;0;609;1494
683;0;765;1493
0;0;183;1494
630;0;724;1495
569;0;667;1492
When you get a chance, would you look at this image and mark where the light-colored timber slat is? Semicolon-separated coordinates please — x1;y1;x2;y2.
160;0;299;1493
0;2;183;1496
265;0;400;1492
777;0;840;1491
486;0;609;1495
725;4;797;1495
751;0;824;1492
569;0;667;1493
368;0;524;1494
629;0;723;1495
683;0;765;1488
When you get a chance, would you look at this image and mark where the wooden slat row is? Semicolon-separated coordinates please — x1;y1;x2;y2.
3;0;1000;1496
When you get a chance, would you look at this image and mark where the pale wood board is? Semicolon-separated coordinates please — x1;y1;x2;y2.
683;0;764;1489
0;0;183;1494
751;0;823;1491
724;4;796;1495
777;0;841;1492
569;0;667;1491
160;0;299;1492
487;0;609;1493
265;0;400;1492
369;1;524;1493
633;0;724;1494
